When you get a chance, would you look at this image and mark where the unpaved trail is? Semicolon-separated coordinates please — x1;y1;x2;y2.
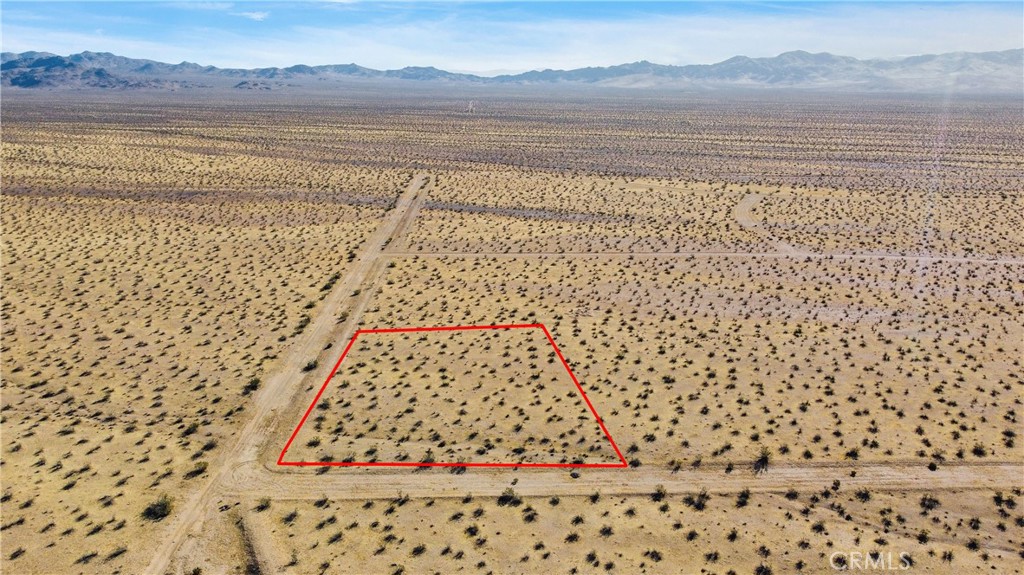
382;251;1024;265
145;174;430;575
223;460;1023;501
380;190;1023;265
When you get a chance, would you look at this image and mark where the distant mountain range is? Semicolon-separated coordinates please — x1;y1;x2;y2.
2;49;1021;93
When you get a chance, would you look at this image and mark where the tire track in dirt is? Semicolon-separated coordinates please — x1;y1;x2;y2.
223;459;1022;501
145;174;431;575
381;251;1024;265
735;192;806;255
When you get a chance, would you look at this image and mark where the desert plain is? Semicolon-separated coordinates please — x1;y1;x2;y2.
1;88;1022;574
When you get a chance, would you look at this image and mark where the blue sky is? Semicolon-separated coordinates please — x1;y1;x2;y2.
2;2;1021;74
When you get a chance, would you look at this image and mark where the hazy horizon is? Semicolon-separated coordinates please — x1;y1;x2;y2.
6;45;1023;78
2;1;1022;75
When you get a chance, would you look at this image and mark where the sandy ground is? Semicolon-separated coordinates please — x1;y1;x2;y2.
2;94;1021;575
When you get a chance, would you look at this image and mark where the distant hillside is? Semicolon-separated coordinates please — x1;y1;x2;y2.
2;48;1021;93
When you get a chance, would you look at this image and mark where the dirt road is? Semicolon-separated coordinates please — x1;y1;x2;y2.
145;174;431;575
381;190;1023;265
382;251;1024;266
222;459;1022;501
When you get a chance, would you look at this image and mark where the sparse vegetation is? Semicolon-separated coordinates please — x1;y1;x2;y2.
2;86;1020;575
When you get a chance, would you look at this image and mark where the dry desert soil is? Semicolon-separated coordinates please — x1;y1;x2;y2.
1;89;1022;575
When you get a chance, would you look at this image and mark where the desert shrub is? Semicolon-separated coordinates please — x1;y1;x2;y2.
497;487;522;507
142;495;173;521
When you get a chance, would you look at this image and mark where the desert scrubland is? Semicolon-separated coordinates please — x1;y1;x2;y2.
1;90;1021;574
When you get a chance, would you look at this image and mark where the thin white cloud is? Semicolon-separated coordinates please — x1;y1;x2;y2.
0;8;53;22
232;11;269;21
165;2;234;10
1;24;201;62
280;3;1024;72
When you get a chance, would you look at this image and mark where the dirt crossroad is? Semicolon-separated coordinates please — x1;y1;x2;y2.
145;174;431;575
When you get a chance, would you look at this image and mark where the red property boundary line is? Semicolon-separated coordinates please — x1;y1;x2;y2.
277;323;628;469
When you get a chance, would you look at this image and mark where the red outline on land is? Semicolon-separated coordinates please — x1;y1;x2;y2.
277;323;628;468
